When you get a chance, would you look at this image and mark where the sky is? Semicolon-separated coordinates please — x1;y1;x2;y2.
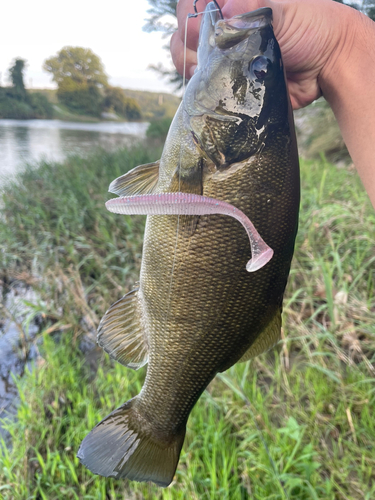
0;0;176;93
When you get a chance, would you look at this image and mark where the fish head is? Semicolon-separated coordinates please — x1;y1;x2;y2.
184;5;289;168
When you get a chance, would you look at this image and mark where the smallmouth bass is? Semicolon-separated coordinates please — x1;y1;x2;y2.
78;3;300;487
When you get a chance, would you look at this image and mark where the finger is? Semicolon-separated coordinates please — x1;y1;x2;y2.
176;0;209;52
176;0;227;52
222;1;285;39
222;0;260;18
170;31;198;78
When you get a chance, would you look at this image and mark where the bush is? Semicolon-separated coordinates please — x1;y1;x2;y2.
0;87;54;119
29;92;54;119
0;94;34;119
103;87;142;120
57;83;103;117
146;117;172;141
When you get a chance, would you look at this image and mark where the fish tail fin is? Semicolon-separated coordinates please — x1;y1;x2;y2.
77;396;185;487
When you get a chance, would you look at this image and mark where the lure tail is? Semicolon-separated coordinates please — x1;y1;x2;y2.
77;396;185;487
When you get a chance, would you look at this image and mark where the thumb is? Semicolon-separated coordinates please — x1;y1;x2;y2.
221;0;285;35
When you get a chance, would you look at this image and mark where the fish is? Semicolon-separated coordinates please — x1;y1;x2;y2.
77;3;300;487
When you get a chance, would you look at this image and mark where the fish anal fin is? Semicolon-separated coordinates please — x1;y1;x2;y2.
109;161;160;196
97;287;148;370
238;308;282;362
77;396;186;487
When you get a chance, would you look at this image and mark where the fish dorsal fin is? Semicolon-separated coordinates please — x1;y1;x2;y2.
238;308;282;362
109;161;160;196
97;287;148;370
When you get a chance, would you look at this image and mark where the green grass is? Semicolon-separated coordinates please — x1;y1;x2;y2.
52;103;101;122
0;148;374;499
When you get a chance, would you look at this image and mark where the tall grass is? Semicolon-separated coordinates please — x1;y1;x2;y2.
0;147;374;499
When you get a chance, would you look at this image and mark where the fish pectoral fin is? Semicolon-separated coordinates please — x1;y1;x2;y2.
170;160;203;237
238;308;282;362
169;160;203;195
108;160;160;196
77;396;185;487
97;287;148;370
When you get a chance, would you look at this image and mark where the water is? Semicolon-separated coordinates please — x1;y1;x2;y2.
0;118;148;437
0;285;40;441
0;119;149;183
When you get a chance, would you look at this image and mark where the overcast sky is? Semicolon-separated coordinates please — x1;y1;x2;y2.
1;0;177;93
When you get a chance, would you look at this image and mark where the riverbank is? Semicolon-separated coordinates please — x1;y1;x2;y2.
0;147;374;499
29;88;181;123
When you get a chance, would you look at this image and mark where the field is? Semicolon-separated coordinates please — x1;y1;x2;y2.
0;145;374;499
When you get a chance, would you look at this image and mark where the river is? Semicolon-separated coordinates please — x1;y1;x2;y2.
0;118;148;437
0;119;149;184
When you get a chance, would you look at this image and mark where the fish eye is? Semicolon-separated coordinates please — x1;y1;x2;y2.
250;56;271;81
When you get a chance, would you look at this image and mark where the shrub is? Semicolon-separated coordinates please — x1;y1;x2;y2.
29;92;54;119
57;83;103;117
146;117;172;141
103;87;142;120
0;94;34;119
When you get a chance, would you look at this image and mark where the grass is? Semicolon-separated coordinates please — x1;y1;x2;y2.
0;146;374;499
52;103;101;123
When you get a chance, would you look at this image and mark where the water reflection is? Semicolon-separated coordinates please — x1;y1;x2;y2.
0;119;149;184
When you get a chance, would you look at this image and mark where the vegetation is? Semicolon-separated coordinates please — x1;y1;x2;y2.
294;100;350;164
44;47;107;117
26;87;180;123
144;0;177;33
144;0;181;90
0;59;53;119
146;116;173;140
43;47;143;120
0;143;374;499
43;47;109;89
9;59;27;101
122;89;180;120
103;86;142;120
1;30;180;122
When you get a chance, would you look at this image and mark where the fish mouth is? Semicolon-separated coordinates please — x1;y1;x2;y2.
196;5;273;70
215;7;272;49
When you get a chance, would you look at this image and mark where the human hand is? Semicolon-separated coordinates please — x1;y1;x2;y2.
170;0;358;110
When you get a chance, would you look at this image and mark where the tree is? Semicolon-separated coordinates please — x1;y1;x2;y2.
57;83;103;117
9;59;27;101
103;87;142;120
0;59;53;119
144;1;182;90
143;0;177;35
44;47;108;116
43;46;108;88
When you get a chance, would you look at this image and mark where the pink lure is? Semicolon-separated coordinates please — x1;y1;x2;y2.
105;192;273;272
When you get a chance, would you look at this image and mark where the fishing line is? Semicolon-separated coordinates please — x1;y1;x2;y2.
164;7;221;324
164;14;190;325
191;0;224;19
165;11;285;496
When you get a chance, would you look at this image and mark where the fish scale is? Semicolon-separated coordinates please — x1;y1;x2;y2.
78;3;300;487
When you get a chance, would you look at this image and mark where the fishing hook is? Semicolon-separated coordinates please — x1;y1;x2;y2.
188;0;224;19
